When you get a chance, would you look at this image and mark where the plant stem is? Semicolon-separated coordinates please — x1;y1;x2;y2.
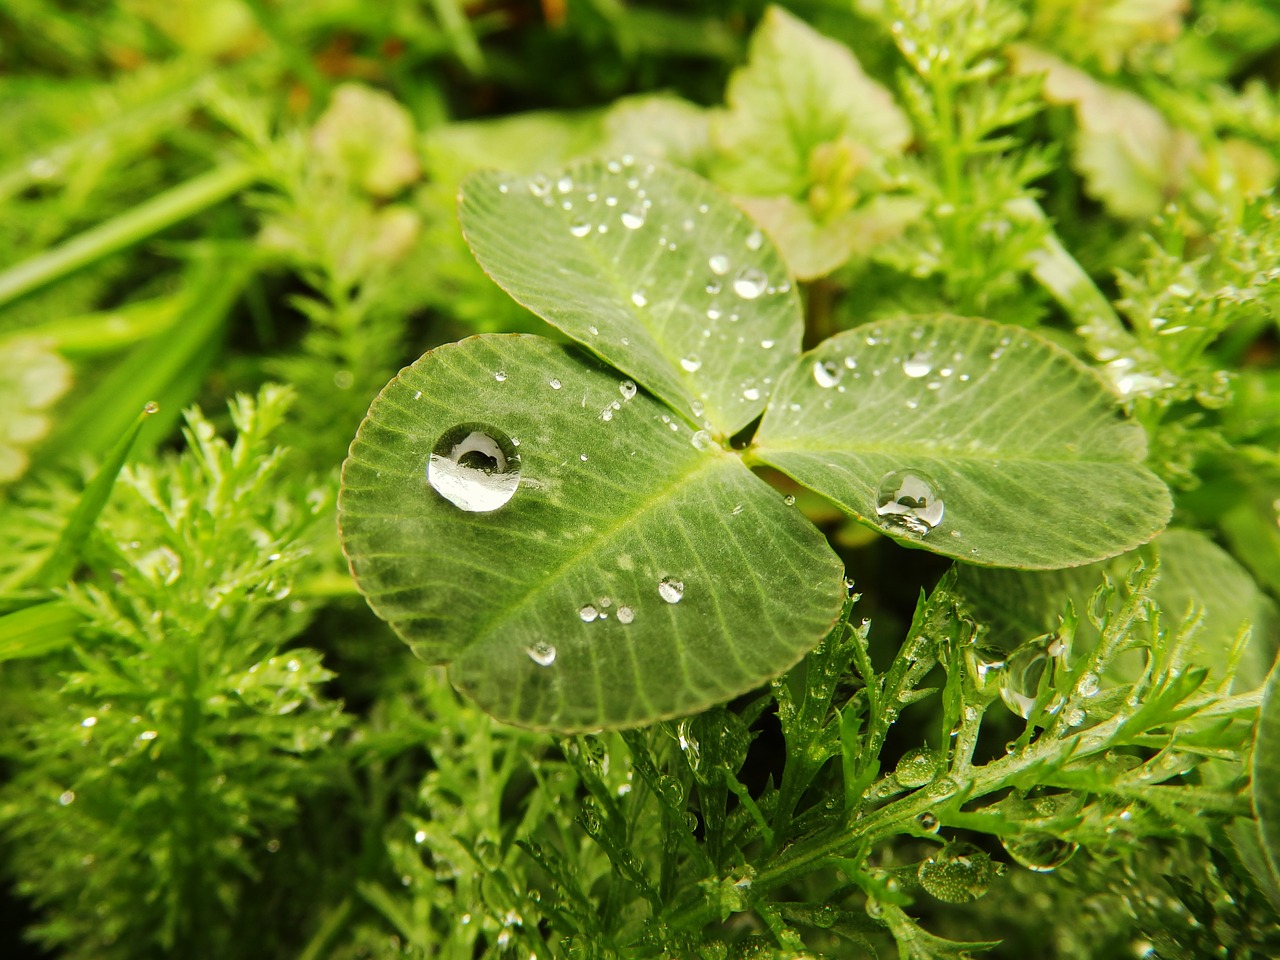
0;161;257;308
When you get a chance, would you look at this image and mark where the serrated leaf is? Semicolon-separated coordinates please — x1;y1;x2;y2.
1254;657;1280;912
458;157;801;436
338;334;843;731
712;5;910;198
1010;44;1199;220
752;314;1171;568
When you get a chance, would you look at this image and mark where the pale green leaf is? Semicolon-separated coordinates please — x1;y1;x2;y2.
601;94;713;170
1010;44;1199;220
711;5;911;198
752;314;1171;568
1254;657;1280;912
0;337;71;482
338;335;844;732
459;157;802;436
737;193;925;281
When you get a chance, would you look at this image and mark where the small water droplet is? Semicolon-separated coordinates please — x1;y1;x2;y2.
1064;706;1086;727
691;430;713;450
569;218;592;238
761;339;775;349
875;470;944;536
143;400;160;415
579;453;588;461
1078;673;1100;697
708;254;730;275
619;380;637;400
783;494;796;506
745;230;763;250
527;641;558;666
732;266;767;299
617;605;635;624
427;424;521;513
631;290;648;308
529;174;551;197
917;811;940;833
902;352;932;377
681;355;702;373
658;578;684;604
494;370;508;382
549;378;562;390
621;205;646;229
742;386;761;401
813;359;843;389
59;790;75;806
580;604;599;623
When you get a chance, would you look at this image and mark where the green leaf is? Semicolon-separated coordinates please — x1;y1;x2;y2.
709;6;916;280
1254;656;1280;914
338;334;843;731
458;157;802;437
752;314;1171;568
0;599;82;663
711;5;911;198
0;336;71;483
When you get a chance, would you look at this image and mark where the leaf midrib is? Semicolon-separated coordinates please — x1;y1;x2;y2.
463;448;732;652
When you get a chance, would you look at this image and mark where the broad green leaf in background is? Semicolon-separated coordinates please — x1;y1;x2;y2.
338;335;844;731
956;528;1278;688
752;314;1172;568
1254;657;1280;915
710;5;916;280
0;337;71;482
459;157;801;436
1009;44;1200;221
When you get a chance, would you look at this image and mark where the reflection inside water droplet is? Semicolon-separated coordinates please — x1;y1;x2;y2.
732;267;767;299
1000;833;1078;873
917;841;995;904
998;633;1069;719
902;352;933;378
527;641;557;666
619;380;637;400
875;470;944;536
813;359;843;389
427;424;521;512
658;578;684;604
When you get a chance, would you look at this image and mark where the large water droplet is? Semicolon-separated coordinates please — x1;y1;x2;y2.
527;641;557;666
917;842;997;903
658;578;684;604
813;359;843;389
617;605;635;624
427;424;521;512
902;352;933;378
580;604;599;623
1000;833;1078;873
691;430;713;451
894;747;940;788
621;205;646;230
732;267;767;300
998;633;1068;719
875;470;944;536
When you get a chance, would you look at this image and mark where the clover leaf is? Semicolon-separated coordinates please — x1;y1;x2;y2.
338;157;1170;731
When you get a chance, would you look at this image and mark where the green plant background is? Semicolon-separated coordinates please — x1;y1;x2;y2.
2;1;1280;958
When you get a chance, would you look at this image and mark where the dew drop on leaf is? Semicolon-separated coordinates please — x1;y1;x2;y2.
631;290;648;308
527;641;557;666
569;218;591;238
1000;833;1078;873
894;747;940;788
619;380;637;400
998;633;1068;719
681;355;702;373
617;605;635;624
902;352;932;378
732;266;768;300
813;359;843;389
917;842;996;903
621;205;646;229
579;604;599;623
426;424;521;513
549;378;562;390
658;578;684;604
875;470;944;536
691;430;713;451
745;229;763;251
917;811;940;833
708;254;730;275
